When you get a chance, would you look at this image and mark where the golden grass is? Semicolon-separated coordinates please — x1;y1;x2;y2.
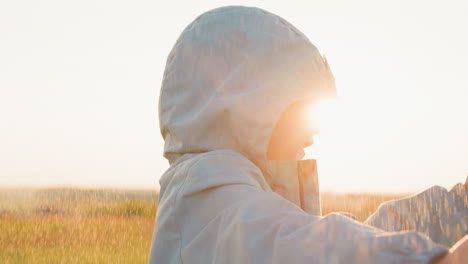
1;215;154;263
0;188;410;263
321;192;409;221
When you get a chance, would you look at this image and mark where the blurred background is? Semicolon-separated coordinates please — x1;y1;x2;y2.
1;0;467;192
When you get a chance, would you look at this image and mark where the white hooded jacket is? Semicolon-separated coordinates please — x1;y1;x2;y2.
149;6;448;264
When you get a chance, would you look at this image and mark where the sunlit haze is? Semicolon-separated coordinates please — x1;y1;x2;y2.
1;0;467;192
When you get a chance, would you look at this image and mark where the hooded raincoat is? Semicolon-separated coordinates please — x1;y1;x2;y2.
149;6;449;264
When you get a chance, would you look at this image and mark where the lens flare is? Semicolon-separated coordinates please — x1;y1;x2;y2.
304;97;339;160
306;97;338;134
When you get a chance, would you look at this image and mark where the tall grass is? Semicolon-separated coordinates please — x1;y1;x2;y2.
0;188;158;263
321;192;408;221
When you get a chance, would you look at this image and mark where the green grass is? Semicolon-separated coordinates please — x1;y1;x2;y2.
0;188;409;263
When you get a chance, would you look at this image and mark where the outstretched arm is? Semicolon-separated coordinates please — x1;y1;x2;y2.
172;152;451;264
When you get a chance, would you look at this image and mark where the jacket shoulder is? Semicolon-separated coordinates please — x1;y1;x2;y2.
181;150;271;197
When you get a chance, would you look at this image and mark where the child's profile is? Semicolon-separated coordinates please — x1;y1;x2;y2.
149;6;467;264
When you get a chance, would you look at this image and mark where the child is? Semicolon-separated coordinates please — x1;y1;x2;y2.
149;6;467;264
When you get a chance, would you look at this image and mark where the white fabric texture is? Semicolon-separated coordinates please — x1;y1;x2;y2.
365;183;468;247
265;159;321;215
149;6;448;264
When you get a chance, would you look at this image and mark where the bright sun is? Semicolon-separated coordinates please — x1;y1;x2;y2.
304;96;345;161
307;97;340;135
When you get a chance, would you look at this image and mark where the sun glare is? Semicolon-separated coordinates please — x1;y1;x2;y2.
303;97;341;161
307;97;339;135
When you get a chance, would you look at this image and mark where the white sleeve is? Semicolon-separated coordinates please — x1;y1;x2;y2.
365;184;468;247
176;156;448;264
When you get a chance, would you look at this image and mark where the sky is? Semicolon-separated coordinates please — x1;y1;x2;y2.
0;0;467;192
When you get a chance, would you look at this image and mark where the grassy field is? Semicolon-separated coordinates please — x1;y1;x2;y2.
0;188;408;263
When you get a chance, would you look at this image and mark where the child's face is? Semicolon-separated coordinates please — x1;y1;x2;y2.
266;100;320;160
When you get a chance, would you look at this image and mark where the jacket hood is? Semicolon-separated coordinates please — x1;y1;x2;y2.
159;6;336;173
